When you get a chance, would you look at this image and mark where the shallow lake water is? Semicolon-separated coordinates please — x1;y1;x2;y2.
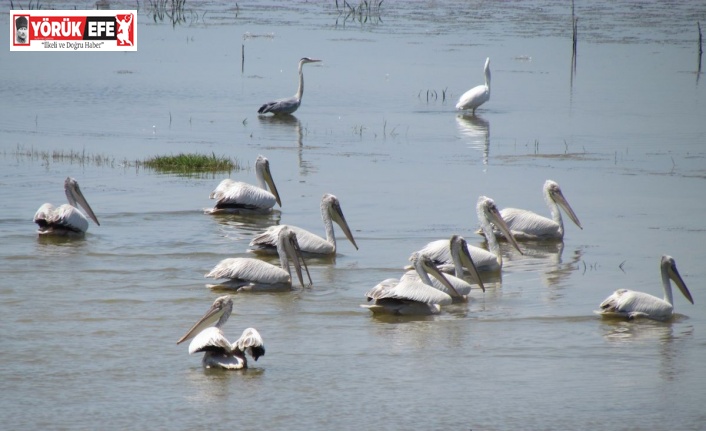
1;1;706;430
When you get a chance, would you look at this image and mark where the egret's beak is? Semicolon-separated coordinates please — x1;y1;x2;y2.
458;240;485;292
553;189;582;230
423;256;463;300
176;300;227;345
486;203;523;255
667;260;694;304
67;178;100;226
331;199;358;250
263;162;282;207
287;233;313;288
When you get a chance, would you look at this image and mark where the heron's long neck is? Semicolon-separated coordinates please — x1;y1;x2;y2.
321;204;336;251
477;208;502;266
545;191;564;236
661;267;674;305
295;63;305;101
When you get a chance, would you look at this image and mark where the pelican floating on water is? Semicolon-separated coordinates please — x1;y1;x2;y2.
362;253;463;316
205;155;282;215
456;57;491;115
249;193;358;256
177;296;265;370
206;226;312;291
402;235;485;299
483;180;582;240
258;57;322;115
414;196;523;273
33;177;100;236
596;255;694;321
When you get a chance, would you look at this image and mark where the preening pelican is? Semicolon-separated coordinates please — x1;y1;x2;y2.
205;226;312;291
402;235;485;299
249;193;358;256
205;155;282;215
456;57;490;115
596;255;694;321
414;196;522;273
33;177;100;236
258;57;322;115
484;180;582;240
177;296;265;370
362;253;464;316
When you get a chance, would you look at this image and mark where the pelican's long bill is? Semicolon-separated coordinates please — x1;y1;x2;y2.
330;196;358;250
67;177;100;226
456;237;485;292
666;257;694;304
262;158;282;207
176;299;228;345
420;254;463;300
286;232;313;288
485;199;522;254
551;187;582;230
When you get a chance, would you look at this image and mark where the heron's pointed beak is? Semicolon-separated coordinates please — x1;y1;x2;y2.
177;302;226;345
459;243;485;292
554;190;582;230
424;257;463;299
668;262;694;305
487;205;522;255
71;182;100;226
331;201;358;250
263;164;282;207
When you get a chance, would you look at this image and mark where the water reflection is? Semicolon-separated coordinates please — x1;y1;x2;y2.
501;240;583;290
208;212;282;240
257;115;314;176
456;114;490;166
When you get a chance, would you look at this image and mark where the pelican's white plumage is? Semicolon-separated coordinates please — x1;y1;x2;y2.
362;253;463;315
33;177;100;236
456;57;491;114
177;296;265;369
206;226;312;291
487;180;582;240
205;155;281;214
249;193;358;256
596;255;694;321
258;57;321;115
402;235;485;299
414;196;522;273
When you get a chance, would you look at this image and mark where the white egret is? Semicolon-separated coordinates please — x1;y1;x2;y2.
483;180;582;240
596;255;694;321
414;196;523;273
258;57;322;115
249;193;358;256
33;177;100;236
362;253;463;316
205;226;312;291
177;296;265;370
205;155;282;215
456;57;490;115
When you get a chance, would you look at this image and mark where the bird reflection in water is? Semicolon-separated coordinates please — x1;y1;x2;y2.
456;114;490;166
257;114;314;176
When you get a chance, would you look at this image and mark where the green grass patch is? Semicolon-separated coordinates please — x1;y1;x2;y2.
141;153;241;173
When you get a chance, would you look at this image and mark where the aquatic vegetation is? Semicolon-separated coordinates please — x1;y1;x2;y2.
142;153;241;173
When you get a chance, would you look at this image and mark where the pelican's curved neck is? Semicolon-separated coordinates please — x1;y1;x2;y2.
216;306;232;329
545;188;564;236
321;202;336;251
484;64;491;95
477;207;502;266
65;184;77;207
295;61;305;101
254;162;267;191
277;237;292;276
661;266;674;306
416;262;433;286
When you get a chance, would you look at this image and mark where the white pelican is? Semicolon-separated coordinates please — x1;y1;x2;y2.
249;193;358;256
258;57;322;115
205;155;281;215
33;177;100;236
177;296;265;370
401;235;485;299
456;57;490;115
362;253;464;316
596;255;694;321
483;180;582;240
205;226;312;291
414;196;523;273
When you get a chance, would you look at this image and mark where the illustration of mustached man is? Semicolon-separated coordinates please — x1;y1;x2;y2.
15;16;29;44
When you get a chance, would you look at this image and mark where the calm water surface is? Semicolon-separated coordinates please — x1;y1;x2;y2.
1;1;706;430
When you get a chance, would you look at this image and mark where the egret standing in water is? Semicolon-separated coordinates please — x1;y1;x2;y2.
482;180;582;240
33;177;100;236
177;296;265;370
205;155;282;215
258;57;322;115
456;57;490;115
596;255;694;321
